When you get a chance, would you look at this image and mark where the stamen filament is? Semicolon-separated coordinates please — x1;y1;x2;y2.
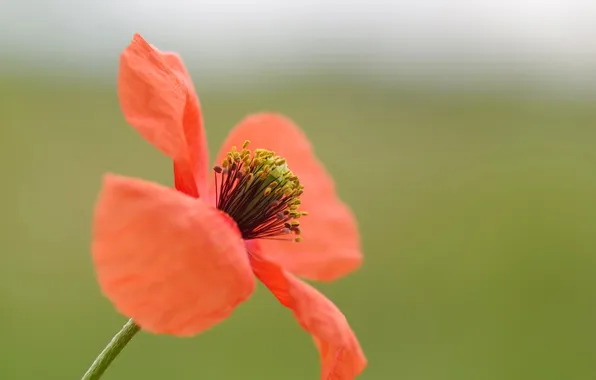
212;142;306;241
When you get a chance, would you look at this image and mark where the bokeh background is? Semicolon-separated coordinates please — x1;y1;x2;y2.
2;1;596;379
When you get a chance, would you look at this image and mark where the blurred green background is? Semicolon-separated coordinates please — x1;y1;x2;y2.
2;72;596;379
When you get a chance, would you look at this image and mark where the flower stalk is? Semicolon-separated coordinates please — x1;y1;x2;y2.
81;319;140;380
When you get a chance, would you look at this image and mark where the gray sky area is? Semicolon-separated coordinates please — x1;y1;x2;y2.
2;0;595;93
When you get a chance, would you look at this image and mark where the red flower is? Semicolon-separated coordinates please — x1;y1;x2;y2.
92;34;366;379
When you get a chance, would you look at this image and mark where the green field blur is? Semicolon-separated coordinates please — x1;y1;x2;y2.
1;75;596;379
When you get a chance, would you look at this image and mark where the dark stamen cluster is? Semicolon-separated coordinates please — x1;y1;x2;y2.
213;140;307;241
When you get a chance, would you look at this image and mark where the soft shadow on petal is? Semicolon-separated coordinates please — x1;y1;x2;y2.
161;51;211;198
119;34;209;198
249;245;367;380
216;113;363;281
92;174;254;336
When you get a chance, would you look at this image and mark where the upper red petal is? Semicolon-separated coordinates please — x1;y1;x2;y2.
249;247;367;379
215;113;363;281
161;51;211;198
118;34;209;198
92;174;254;336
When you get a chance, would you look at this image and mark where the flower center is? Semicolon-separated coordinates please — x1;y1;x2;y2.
213;140;307;242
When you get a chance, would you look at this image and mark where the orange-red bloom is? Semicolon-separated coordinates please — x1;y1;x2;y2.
92;33;366;379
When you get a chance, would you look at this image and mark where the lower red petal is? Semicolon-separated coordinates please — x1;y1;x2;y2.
248;244;366;379
92;174;255;336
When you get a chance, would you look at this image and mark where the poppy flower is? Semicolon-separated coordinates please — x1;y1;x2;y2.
92;33;367;379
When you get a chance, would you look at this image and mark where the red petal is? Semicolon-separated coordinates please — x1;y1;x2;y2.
249;248;367;379
118;34;210;198
92;174;254;336
161;51;211;198
215;113;362;281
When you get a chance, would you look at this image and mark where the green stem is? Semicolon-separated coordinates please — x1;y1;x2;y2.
81;318;140;380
